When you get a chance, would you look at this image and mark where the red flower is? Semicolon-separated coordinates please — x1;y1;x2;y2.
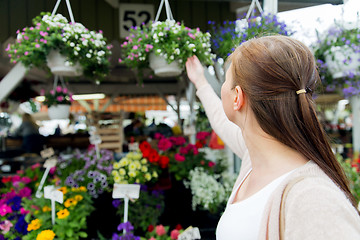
196;131;211;141
148;224;154;232
148;149;160;163
1;176;11;184
156;225;166;236
175;224;182;230
208;161;216;167
159;156;170;168
171;229;180;239
139;141;151;152
195;141;203;149
142;148;151;158
174;154;185;162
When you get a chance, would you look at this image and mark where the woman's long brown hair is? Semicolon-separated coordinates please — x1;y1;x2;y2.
229;35;359;212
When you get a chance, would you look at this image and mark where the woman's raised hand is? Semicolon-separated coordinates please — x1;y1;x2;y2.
186;55;208;89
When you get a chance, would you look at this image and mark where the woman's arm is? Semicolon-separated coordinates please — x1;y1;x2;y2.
186;56;247;159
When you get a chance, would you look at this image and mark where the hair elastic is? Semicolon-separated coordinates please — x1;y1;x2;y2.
296;89;306;95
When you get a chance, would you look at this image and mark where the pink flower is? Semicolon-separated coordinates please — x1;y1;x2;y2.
188;32;196;39
5;44;10;51
29;27;34;30
174;154;185;162
170;229;180;239
155;225;166;236
0;220;13;234
63;88;68;94
18;187;31;198
24;51;29;55
179;146;189;155
20;208;29;215
57;96;64;101
0;204;12;216
49;166;56;175
21;177;31;184
208;161;216;167
133;45;138;50
11;175;21;183
43;40;47;44
31;163;41;169
118;58;122;63
196;131;211;141
149;238;156;240
35;43;40;48
50;90;55;95
154;133;164;140
158;138;172;151
56;86;62;92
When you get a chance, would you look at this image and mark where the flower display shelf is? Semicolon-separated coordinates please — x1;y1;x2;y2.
149;52;182;77
48;104;70;119
46;50;83;77
324;46;360;79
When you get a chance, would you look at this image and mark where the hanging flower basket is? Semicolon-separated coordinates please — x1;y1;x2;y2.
324;45;360;79
48;104;70;120
47;50;83;77
149;52;182;77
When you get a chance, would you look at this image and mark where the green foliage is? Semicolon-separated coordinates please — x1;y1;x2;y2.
22;186;94;240
337;153;360;203
114;189;165;233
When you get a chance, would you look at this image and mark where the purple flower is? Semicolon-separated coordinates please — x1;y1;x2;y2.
112;199;122;208
117;221;134;232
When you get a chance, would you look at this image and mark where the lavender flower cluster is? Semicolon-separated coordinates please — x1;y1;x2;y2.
58;148;114;198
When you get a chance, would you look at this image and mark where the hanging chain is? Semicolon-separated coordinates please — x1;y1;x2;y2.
154;0;174;22
51;0;75;23
246;0;264;19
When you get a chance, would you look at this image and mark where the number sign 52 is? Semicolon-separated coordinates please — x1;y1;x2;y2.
119;4;154;39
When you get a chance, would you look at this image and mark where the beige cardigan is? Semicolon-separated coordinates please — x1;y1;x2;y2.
197;83;360;239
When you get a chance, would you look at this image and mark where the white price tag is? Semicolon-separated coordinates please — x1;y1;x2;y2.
89;134;102;145
128;142;139;152
112;184;140;199
178;227;201;240
44;186;64;204
119;3;154;39
184;125;196;136
43;158;57;168
40;148;55;159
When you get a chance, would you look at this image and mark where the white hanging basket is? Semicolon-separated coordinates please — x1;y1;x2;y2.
149;52;183;77
46;50;83;77
48;104;70;120
324;45;360;79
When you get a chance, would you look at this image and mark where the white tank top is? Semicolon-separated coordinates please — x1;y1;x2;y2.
216;169;294;240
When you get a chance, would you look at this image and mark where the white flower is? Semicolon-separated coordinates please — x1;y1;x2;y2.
188;43;195;49
156;49;161;53
74;51;78;56
64;61;70;67
70;42;75;47
174;48;180;55
153;33;158;39
158;32;164;37
170;55;174;60
86;53;91;58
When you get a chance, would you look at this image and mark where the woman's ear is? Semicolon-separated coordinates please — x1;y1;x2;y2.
233;85;244;111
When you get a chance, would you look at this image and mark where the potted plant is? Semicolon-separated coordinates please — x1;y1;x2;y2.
119;19;214;83
313;19;360;98
6;12;112;83
42;86;73;120
209;13;293;60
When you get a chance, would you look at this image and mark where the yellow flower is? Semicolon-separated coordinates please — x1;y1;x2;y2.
128;171;136;178
145;173;152;181
57;186;67;195
27;219;41;231
36;229;55;240
57;209;70;219
118;168;126;176
134;152;142;159
135;178;140;183
112;170;119;176
129;163;137;171
79;186;87;192
141;166;148;172
42;206;51;212
152;171;158;178
134;160;141;169
64;198;77;208
113;162;121;169
114;175;121;183
120;158;129;167
119;180;128;184
141;158;147;164
74;195;83;201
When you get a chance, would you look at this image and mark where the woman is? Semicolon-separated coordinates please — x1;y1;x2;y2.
14;113;42;153
186;35;360;239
